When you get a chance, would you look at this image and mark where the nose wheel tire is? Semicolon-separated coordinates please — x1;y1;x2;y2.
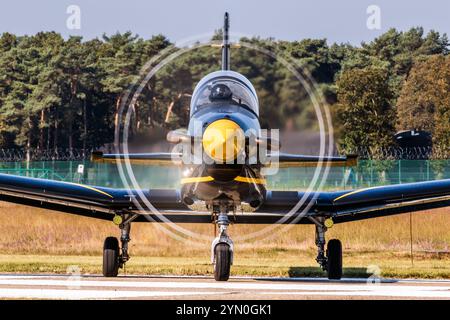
214;243;231;281
103;237;120;277
326;239;342;280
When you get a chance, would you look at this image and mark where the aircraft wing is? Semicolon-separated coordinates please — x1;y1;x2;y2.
0;173;188;221
123;179;449;224
92;151;356;167
256;179;450;224
91;151;182;166
0;173;448;225
266;153;357;167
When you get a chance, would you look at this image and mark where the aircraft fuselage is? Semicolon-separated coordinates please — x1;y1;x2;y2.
180;71;267;210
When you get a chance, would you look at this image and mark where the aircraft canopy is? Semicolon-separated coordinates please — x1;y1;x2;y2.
190;70;259;116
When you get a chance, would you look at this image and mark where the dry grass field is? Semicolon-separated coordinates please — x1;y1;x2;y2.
0;202;448;278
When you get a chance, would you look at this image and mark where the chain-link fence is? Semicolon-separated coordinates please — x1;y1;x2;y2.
343;146;449;160
0;149;93;161
0;147;448;161
0;147;448;191
0;159;448;191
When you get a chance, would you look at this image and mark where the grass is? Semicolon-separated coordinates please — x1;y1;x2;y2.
0;202;449;279
1;252;449;279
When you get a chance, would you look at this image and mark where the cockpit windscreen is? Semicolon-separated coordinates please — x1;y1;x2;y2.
191;78;258;114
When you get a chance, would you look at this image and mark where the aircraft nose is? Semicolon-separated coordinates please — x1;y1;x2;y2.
202;119;245;163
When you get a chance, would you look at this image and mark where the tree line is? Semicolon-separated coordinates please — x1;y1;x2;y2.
0;27;448;158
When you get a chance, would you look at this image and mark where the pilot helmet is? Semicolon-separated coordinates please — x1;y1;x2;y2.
209;83;232;101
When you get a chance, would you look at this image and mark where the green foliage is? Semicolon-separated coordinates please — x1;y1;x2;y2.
334;28;448;156
335;66;395;154
0;31;171;150
396;55;450;157
0;27;447;157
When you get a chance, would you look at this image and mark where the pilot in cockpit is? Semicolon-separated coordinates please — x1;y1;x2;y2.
209;84;233;101
190;75;259;116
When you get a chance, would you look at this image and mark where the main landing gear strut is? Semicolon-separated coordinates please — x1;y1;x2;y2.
211;203;234;281
103;213;136;277
311;217;342;280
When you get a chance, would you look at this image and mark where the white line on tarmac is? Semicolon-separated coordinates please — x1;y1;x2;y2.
1;274;449;284
0;279;449;296
0;276;450;299
0;280;449;298
0;288;221;299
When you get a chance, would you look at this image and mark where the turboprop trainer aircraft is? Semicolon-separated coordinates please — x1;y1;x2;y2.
0;13;449;281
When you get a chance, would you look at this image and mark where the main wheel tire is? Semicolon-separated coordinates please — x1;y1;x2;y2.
327;239;342;280
103;237;119;277
214;243;231;281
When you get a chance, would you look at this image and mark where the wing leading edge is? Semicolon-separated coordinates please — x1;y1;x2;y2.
258;179;450;223
92;152;357;167
0;173;448;224
0;173;187;221
91;152;182;166
267;153;358;167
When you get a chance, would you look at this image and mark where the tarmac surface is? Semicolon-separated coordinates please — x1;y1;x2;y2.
0;274;449;299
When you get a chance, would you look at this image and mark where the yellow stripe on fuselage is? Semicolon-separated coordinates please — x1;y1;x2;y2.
234;176;266;185
180;175;266;185
65;182;114;198
180;176;215;184
333;185;385;203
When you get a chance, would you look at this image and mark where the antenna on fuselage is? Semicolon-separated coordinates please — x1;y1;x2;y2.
221;12;230;70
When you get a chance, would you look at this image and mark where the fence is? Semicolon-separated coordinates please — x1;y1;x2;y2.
0;147;447;161
0;159;449;191
343;146;448;160
0;149;93;162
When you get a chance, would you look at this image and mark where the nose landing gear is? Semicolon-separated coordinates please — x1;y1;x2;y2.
211;203;234;281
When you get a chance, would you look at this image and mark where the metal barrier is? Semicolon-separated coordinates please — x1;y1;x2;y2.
0;149;93;161
0;147;447;162
0;160;448;191
344;146;448;160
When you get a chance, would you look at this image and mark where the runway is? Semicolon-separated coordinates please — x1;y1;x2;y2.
0;274;449;299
